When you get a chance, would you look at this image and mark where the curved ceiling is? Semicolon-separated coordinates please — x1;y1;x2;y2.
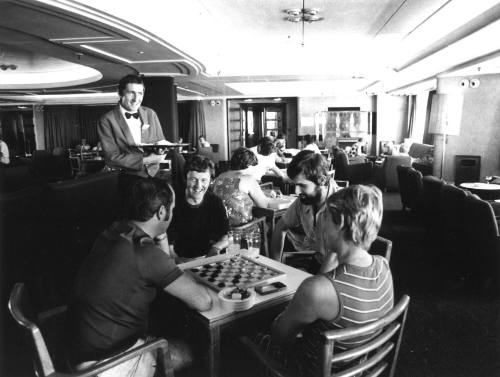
0;44;102;89
1;0;500;104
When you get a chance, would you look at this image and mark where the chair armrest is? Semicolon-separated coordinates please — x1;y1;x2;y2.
69;338;173;377
239;336;292;377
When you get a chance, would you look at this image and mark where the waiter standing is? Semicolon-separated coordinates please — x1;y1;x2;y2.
98;74;184;194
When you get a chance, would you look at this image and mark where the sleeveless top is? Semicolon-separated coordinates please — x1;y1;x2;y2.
213;175;254;226
297;255;394;377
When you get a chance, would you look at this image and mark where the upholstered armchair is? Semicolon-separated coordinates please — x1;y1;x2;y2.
376;155;412;191
331;149;373;185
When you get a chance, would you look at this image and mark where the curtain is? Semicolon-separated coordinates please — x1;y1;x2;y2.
423;90;436;145
187;101;206;148
44;105;113;151
1;112;24;156
406;95;417;139
44;106;79;151
78;105;113;146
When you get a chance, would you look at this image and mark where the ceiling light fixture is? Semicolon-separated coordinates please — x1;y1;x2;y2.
0;64;18;71
285;0;323;47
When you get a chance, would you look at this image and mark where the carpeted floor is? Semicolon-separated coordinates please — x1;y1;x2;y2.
379;193;500;377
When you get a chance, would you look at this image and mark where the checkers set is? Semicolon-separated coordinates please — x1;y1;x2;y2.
187;254;286;292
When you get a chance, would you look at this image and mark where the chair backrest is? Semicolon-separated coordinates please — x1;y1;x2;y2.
321;294;410;377
332;150;349;181
8;283;57;377
368;236;392;262
406;167;423;211
396;165;410;209
441;184;467;245
381;155;412;191
422;175;444;227
464;196;500;290
464;195;500;258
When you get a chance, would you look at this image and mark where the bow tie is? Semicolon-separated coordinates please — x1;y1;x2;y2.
125;112;139;119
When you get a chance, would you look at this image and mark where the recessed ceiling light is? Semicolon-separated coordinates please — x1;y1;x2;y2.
273;98;282;101
243;99;253;102
138;51;145;54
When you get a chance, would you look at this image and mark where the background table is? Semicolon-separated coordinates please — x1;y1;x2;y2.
459;182;500;200
253;195;297;252
178;254;311;377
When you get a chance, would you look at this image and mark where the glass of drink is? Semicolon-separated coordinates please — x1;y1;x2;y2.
229;231;241;254
247;232;261;257
486;176;493;184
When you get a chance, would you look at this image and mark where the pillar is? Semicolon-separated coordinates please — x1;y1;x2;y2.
142;77;179;142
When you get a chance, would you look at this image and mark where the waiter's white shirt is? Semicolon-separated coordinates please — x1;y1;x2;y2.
120;105;142;145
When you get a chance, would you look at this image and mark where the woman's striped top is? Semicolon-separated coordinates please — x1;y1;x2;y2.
297;255;394;376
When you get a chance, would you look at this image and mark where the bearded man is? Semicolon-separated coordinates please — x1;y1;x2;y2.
270;151;338;271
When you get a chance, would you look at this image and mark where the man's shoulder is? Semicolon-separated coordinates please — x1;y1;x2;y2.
139;106;157;116
100;105;119;122
204;191;225;207
107;221;157;250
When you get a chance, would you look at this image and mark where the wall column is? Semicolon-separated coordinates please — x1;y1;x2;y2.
33;105;45;150
142;77;179;142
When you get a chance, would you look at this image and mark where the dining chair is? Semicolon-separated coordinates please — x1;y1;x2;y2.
8;282;175;377
241;294;410;377
282;235;393;267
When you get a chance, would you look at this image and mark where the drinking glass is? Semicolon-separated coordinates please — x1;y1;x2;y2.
247;232;261;257
229;231;241;254
486;176;493;184
227;231;234;252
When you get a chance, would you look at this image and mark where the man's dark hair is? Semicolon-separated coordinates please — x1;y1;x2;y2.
126;178;174;222
184;154;214;178
118;74;145;97
259;138;275;156
287;150;329;185
304;134;312;144
230;147;258;170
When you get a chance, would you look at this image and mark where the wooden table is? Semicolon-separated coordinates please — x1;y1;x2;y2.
459;182;500;200
178;254;311;377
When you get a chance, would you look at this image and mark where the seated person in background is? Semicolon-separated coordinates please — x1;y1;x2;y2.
302;134;321;154
0;136;10;165
271;151;338;269
381;141;395;156
268;131;277;142
198;135;210;148
251;138;285;181
330;146;349;180
169;154;229;258
66;178;212;377
257;185;393;377
275;132;287;158
213;147;270;226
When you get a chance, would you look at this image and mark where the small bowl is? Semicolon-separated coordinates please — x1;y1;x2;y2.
218;287;256;311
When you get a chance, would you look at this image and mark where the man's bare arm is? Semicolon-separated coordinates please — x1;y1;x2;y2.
270;218;288;261
164;273;212;312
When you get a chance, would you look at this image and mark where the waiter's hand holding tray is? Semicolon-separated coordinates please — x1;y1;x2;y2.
136;142;189;154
